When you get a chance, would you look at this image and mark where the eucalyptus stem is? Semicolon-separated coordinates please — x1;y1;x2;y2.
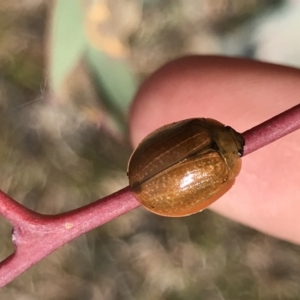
0;103;299;288
243;103;300;156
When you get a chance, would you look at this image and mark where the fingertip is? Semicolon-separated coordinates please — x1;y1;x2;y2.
130;55;300;145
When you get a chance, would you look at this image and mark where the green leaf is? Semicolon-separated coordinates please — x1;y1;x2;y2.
50;0;86;91
50;0;137;131
86;46;138;128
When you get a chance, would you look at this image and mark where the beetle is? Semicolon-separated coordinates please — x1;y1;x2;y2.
127;118;245;217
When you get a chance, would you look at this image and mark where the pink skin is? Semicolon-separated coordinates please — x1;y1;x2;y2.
129;56;300;244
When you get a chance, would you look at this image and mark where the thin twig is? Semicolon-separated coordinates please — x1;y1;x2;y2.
243;103;300;156
0;187;139;288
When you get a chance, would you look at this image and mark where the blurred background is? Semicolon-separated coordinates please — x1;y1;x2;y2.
0;0;300;299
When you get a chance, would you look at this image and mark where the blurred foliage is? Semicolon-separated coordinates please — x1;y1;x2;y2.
51;0;86;92
0;0;300;299
50;0;137;132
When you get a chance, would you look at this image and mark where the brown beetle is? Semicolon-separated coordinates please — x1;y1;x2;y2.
127;118;244;217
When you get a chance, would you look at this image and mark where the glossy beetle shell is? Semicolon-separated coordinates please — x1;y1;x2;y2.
127;118;244;217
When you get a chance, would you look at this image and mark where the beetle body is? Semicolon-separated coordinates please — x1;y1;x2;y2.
127;118;244;217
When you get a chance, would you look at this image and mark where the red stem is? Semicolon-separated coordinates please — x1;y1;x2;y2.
243;103;300;155
0;187;140;288
0;103;299;288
